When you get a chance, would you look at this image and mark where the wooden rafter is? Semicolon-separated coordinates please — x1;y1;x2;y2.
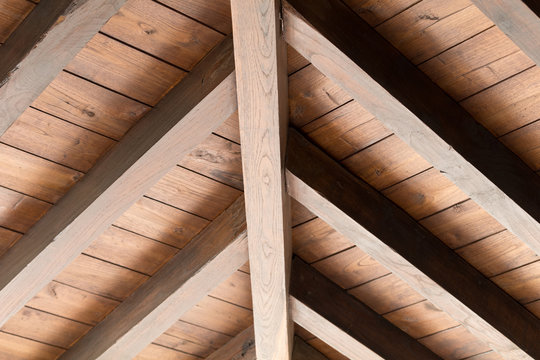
206;325;329;360
470;0;540;66
0;0;127;135
230;0;294;359
290;257;441;360
59;196;248;359
0;37;236;327
286;129;540;359
283;0;540;255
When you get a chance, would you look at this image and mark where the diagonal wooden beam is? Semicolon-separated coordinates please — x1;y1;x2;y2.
60;196;248;360
0;0;127;135
230;1;294;359
286;129;540;359
0;37;236;328
470;0;540;66
290;257;441;360
206;325;329;360
282;0;540;256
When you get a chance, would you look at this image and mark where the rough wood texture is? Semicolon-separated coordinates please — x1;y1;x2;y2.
0;0;127;136
285;129;540;359
290;257;440;360
60;196;248;360
283;0;540;255
470;0;540;67
0;37;236;328
231;0;293;359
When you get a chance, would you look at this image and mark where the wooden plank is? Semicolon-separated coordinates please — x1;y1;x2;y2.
419;326;491;360
293;336;329;360
60;196;248;360
342;0;418;26
0;37;236;328
165;320;232;350
290;257;440;360
0;0;34;43
153;333;213;358
0;186;51;233
230;1;293;359
283;0;540;255
0;331;64;360
158;0;232;34
135;344;199;360
470;0;540;67
0;0;127;136
101;0;224;70
285;128;540;359
500;120;540;171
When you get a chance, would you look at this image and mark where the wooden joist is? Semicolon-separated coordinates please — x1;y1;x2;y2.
0;37;236;328
0;0;127;135
206;325;328;360
230;0;294;359
286;129;540;359
283;0;540;255
60;196;248;359
470;0;540;66
290;257;441;360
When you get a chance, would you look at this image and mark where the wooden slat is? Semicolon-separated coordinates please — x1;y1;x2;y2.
290;257;440;360
285;129;540;359
0;0;35;43
158;0;232;34
283;0;540;256
0;0;127;136
470;0;540;67
60;196;248;360
0;331;64;360
0;37;236;327
230;0;293;359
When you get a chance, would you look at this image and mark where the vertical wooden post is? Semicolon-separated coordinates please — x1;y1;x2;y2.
230;0;293;359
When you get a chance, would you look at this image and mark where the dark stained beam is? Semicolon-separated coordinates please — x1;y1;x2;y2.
282;0;540;256
230;0;294;358
286;129;540;359
0;0;127;135
60;196;248;359
290;257;441;360
470;0;540;66
0;37;236;328
206;325;329;360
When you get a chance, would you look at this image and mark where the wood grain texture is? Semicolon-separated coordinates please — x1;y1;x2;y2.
0;186;51;233
165;320;232;351
470;0;540;67
0;331;64;360
231;0;293;358
290;258;440;360
66;33;186;106
342;0;418;26
286;129;539;359
419;326;491;360
32;71;150;140
60;196;248;360
135;343;199;360
1;107;115;172
419;27;533;101
206;326;256;360
102;0;224;70
283;0;540;256
153;333;214;358
0;0;127;136
158;0;232;34
0;0;34;43
0;37;236;328
500;120;540;171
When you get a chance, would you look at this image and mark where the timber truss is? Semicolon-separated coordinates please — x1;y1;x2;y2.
0;0;539;359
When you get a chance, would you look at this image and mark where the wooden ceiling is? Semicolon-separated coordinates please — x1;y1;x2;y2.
0;0;538;359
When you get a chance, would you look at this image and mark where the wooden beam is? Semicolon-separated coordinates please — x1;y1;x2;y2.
282;0;540;256
470;0;540;66
0;37;236;327
286;129;540;359
230;1;293;359
206;325;328;360
60;196;248;359
290;257;440;360
0;0;127;135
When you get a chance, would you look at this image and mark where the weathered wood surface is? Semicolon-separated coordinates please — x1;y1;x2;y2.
0;37;236;328
286;129;539;359
60;196;248;360
470;0;540;67
290;257;440;360
0;0;127;136
231;0;293;358
283;0;540;255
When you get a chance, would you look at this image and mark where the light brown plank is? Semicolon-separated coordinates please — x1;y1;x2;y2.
0;186;51;233
209;270;253;310
206;326;256;360
60;196;248;360
343;0;419;26
492;262;540;304
165;320;232;350
154;333;212;358
0;37;236;328
0;0;34;43
102;0;224;70
231;0;294;358
500;120;540;171
158;0;232;34
0;331;64;360
419;326;491;360
135;343;199;360
0;0;128;136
